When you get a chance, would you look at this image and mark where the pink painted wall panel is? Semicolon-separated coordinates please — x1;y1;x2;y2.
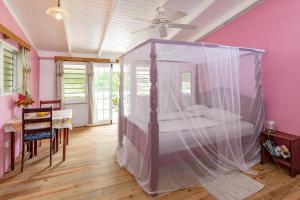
200;0;300;136
0;1;39;177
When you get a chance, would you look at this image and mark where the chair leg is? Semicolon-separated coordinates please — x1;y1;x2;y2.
27;142;30;152
34;140;37;156
55;131;59;153
29;141;33;159
50;138;53;167
21;142;25;172
59;130;62;144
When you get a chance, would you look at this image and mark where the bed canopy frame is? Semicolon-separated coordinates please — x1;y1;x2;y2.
117;39;265;195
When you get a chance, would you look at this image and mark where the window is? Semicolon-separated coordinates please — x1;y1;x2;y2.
181;72;192;95
136;65;150;96
63;64;86;101
0;40;19;94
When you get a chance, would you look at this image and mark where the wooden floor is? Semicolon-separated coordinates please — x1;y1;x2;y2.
1;125;300;200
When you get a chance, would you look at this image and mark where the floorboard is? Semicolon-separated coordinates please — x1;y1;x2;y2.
1;125;300;200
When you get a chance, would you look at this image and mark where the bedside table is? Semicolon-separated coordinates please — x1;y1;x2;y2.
261;131;300;177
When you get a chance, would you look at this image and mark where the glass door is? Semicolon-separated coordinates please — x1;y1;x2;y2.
93;63;112;125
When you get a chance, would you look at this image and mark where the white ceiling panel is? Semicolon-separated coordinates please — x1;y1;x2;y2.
5;0;68;52
63;0;113;53
4;0;262;57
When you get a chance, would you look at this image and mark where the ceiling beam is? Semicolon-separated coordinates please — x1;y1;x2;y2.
167;0;215;40
0;24;31;50
187;0;262;42
98;0;169;57
61;0;72;55
54;56;119;63
97;0;118;57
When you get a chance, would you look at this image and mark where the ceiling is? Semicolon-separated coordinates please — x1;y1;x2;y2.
4;0;262;58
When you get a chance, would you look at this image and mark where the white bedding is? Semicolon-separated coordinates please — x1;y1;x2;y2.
127;115;254;155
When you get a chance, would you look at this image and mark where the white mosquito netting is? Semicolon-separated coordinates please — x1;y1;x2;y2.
117;39;264;195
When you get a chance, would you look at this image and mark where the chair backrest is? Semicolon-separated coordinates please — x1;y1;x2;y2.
22;107;53;136
40;100;61;111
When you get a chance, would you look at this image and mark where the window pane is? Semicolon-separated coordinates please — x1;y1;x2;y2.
3;49;17;93
181;72;192;95
136;64;150;96
63;64;86;100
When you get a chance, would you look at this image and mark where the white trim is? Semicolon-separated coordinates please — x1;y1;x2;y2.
0;40;20;96
61;0;72;55
0;39;19;52
187;0;263;42
3;0;38;51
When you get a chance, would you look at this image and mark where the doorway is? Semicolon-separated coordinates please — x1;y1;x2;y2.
93;63;119;125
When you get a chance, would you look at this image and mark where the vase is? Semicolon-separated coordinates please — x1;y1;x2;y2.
13;107;22;120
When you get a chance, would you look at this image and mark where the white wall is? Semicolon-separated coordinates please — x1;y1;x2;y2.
39;59;56;100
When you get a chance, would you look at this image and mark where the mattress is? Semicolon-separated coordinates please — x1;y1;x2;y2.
159;120;254;155
127;116;254;155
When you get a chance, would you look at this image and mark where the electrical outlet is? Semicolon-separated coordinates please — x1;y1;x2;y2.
5;141;10;148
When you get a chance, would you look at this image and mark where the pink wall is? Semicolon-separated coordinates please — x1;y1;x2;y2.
200;0;300;136
0;1;39;177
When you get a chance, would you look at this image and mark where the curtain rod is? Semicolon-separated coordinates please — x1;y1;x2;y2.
54;56;119;63
0;24;31;50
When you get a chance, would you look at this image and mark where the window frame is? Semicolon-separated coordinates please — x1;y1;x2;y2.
63;61;87;104
0;39;20;96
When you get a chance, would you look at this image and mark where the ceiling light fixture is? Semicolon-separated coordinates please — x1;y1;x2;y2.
46;0;70;20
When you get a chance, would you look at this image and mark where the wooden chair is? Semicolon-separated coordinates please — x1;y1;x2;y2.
21;107;55;172
40;100;62;111
40;100;63;152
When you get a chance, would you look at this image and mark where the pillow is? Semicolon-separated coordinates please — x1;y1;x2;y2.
158;111;194;121
184;105;209;116
203;108;241;122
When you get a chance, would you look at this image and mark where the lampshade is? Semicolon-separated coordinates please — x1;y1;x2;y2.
46;0;70;20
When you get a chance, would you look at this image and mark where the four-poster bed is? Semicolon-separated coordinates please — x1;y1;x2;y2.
117;39;265;195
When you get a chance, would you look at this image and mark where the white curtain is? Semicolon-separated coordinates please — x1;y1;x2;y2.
86;62;94;125
55;60;64;104
20;47;31;93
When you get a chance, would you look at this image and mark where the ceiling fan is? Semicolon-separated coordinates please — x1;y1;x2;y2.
131;7;197;38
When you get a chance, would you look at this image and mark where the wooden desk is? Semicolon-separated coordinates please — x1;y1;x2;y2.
4;110;73;171
261;131;300;177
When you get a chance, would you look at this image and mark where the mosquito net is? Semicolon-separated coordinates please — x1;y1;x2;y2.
117;39;264;195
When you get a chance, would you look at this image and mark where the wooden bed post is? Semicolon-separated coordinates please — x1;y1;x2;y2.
118;59;124;147
254;53;265;132
195;64;200;104
148;42;159;194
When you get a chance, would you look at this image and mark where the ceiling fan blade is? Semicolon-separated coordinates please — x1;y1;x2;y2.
131;17;153;23
168;23;197;30
131;25;155;34
159;25;168;38
167;11;187;22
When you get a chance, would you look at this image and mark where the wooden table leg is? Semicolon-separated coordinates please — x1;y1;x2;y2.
10;132;15;171
63;128;67;161
66;129;69;145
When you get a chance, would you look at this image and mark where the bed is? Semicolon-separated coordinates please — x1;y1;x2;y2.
117;39;265;195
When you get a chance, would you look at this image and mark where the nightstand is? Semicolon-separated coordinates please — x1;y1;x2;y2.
261;131;300;177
